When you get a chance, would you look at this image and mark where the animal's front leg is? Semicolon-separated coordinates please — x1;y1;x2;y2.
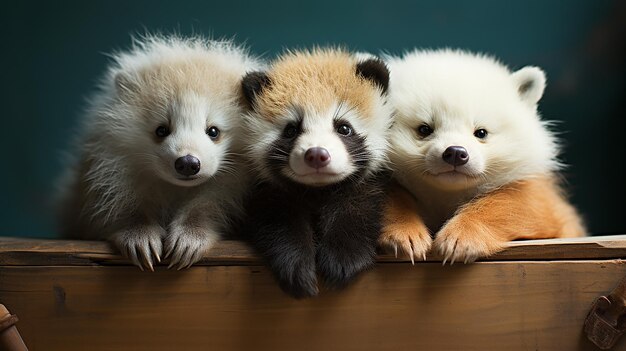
434;177;585;264
316;192;384;289
164;201;223;270
109;217;166;271
242;187;318;298
378;183;432;263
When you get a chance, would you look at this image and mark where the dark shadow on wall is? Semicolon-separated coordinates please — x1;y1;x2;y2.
551;1;626;234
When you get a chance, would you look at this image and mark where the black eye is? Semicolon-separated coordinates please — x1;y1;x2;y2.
336;124;352;136
283;123;298;138
474;128;488;139
206;126;220;140
417;124;433;137
155;125;170;138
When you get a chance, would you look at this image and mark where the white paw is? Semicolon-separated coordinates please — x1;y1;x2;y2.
110;224;165;271
164;225;217;270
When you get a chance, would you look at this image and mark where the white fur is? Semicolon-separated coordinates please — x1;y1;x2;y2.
288;104;355;185
385;49;559;228
58;34;262;270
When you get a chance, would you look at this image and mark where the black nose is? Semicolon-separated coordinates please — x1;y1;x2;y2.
442;146;469;166
304;147;331;169
175;155;201;176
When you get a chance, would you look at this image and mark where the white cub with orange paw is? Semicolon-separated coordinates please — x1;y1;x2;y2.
381;49;585;263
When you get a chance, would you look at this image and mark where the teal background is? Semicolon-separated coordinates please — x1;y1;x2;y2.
1;1;624;238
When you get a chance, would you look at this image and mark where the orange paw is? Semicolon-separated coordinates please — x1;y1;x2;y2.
433;216;505;265
379;221;432;264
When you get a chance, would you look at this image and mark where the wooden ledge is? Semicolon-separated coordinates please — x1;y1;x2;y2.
2;235;626;350
1;235;625;266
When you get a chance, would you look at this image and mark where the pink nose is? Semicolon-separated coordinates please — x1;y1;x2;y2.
304;147;331;169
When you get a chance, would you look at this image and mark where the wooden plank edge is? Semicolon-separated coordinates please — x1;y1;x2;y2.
1;235;625;266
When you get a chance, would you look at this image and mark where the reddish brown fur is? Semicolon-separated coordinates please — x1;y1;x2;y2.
254;49;381;121
379;183;432;262
380;176;585;261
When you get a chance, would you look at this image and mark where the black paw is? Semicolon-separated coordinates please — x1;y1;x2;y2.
275;260;318;298
316;246;376;289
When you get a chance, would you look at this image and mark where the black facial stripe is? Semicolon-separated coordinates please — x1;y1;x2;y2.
338;131;371;176
332;119;370;174
266;118;303;180
266;112;371;186
267;135;296;178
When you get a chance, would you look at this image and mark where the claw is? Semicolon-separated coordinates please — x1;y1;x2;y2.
178;255;191;270
164;237;178;259
150;243;161;263
167;256;177;269
170;248;184;268
164;245;173;259
181;249;197;270
177;257;188;271
139;248;154;272
394;244;398;258
189;250;203;269
131;256;144;271
145;259;154;272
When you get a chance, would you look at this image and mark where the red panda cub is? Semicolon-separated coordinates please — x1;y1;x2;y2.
57;35;261;270
380;49;585;264
240;49;393;297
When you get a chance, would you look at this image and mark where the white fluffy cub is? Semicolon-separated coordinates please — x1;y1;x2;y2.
381;49;584;263
58;35;261;270
389;49;557;203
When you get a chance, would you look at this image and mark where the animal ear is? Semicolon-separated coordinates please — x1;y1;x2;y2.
511;66;546;106
356;58;390;94
241;71;271;109
113;72;139;97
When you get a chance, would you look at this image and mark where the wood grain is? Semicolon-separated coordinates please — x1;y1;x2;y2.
2;236;626;350
1;235;626;266
1;261;625;351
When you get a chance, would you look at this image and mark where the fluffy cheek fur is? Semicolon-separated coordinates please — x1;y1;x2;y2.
478;111;559;188
243;115;282;182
